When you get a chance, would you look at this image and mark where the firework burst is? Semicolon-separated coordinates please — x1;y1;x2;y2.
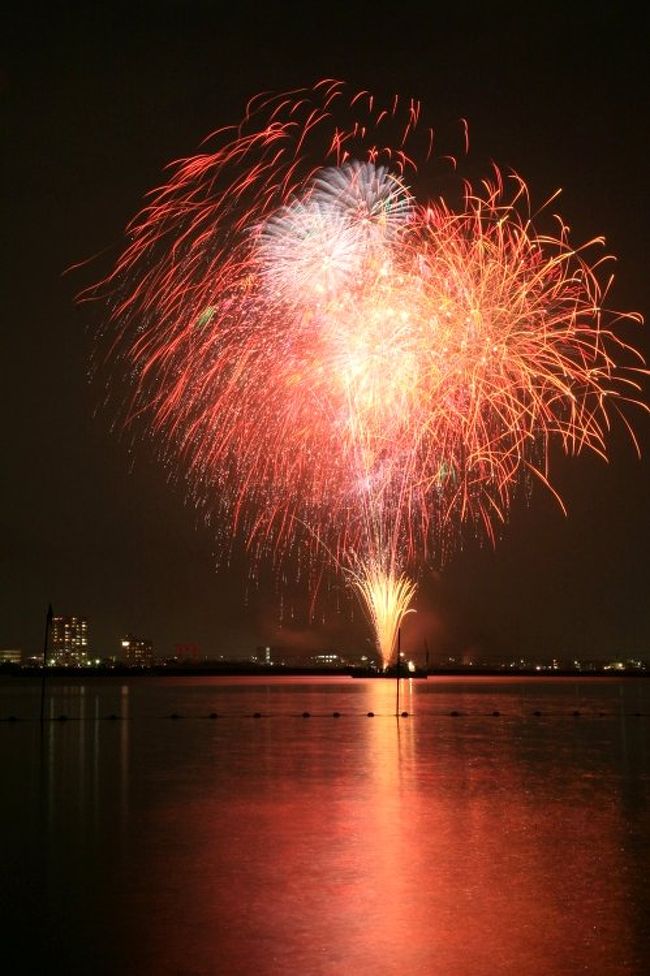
88;81;646;668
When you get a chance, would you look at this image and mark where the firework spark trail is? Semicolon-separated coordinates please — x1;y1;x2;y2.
88;81;646;668
348;557;418;669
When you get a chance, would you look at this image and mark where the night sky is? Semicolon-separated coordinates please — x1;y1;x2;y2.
3;4;649;662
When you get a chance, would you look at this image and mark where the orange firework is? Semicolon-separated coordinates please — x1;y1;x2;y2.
88;81;646;668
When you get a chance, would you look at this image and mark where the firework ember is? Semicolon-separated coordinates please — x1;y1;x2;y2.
90;80;645;668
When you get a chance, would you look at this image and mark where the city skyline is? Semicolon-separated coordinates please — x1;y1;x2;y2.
3;6;649;664
6;600;650;670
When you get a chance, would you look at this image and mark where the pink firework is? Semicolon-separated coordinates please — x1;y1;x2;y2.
87;81;646;667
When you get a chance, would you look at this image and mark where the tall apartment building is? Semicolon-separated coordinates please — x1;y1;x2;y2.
121;634;154;667
49;615;88;666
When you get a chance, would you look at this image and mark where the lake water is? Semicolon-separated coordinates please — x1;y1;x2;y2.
1;675;649;975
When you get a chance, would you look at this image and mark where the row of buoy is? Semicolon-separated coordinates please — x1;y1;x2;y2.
1;710;647;722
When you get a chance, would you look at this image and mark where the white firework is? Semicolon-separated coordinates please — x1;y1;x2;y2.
255;199;363;303
311;160;413;242
254;162;413;304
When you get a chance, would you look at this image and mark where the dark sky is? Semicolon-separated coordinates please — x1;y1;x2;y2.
3;3;649;662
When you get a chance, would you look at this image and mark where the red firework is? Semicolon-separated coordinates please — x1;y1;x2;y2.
85;81;646;664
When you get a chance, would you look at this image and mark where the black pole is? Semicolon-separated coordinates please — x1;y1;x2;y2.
40;604;53;726
395;626;401;716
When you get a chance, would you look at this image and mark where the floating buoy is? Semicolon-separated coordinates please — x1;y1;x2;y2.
492;710;500;717
106;714;119;721
253;712;262;718
332;712;341;718
400;711;409;718
533;710;542;716
367;711;375;718
169;713;181;720
450;710;459;717
572;710;581;717
209;712;219;719
57;715;68;722
302;711;310;718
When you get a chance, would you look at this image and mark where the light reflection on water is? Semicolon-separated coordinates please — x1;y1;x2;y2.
1;676;648;975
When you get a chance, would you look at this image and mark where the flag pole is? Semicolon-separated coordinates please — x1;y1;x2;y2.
40;604;53;726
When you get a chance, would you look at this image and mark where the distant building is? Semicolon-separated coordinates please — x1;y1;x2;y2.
174;642;200;662
121;634;154;667
252;646;274;665
309;652;343;666
0;649;22;665
251;646;347;668
49;615;88;666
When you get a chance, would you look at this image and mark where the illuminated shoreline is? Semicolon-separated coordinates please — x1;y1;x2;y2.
6;664;647;679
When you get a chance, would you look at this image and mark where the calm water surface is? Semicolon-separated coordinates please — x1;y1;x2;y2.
1;676;649;975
